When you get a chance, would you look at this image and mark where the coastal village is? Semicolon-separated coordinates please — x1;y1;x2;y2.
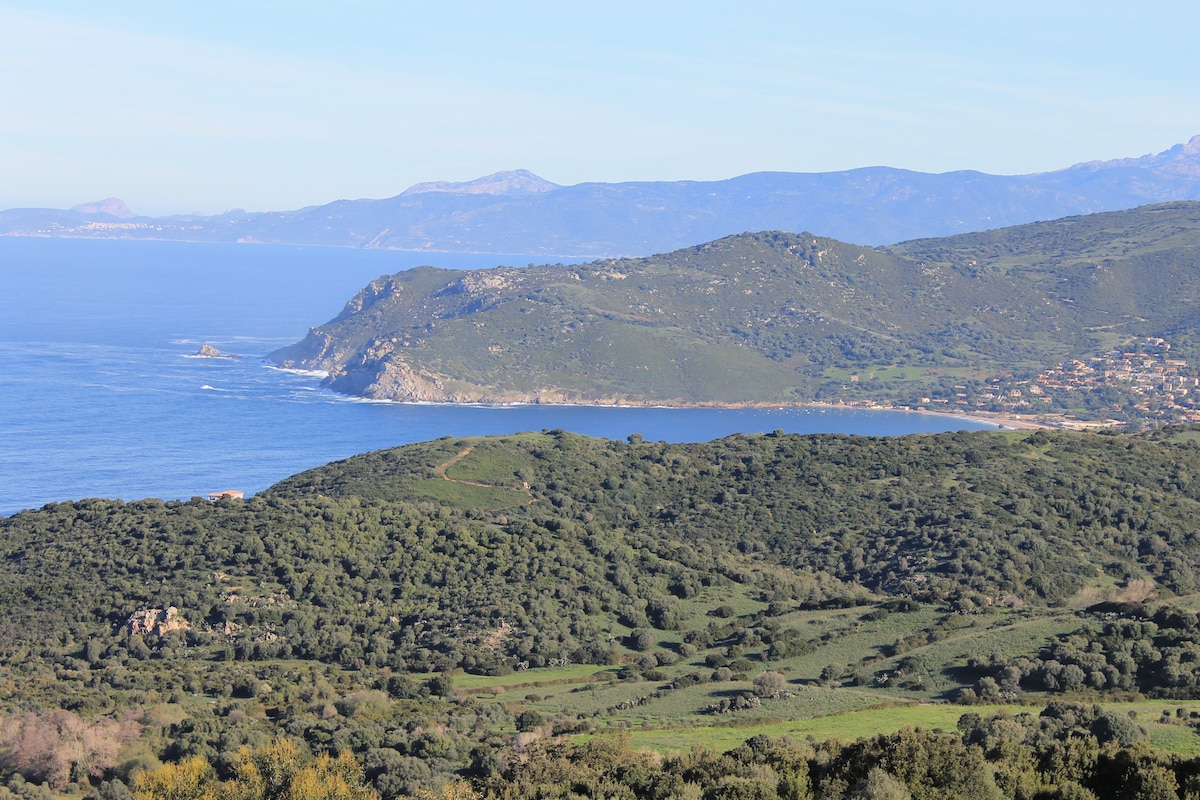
925;338;1200;428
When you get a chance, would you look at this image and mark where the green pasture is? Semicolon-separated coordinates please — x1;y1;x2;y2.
453;664;617;692
408;478;530;509
620;699;1200;756
443;447;534;486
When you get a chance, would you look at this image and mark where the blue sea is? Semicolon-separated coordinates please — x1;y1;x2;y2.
0;238;995;516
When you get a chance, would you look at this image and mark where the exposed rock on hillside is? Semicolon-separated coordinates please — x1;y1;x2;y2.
125;607;190;637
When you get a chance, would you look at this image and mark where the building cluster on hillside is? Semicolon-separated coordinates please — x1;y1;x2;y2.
937;338;1200;425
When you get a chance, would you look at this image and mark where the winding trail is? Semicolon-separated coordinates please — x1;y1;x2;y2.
432;448;536;503
433;448;477;482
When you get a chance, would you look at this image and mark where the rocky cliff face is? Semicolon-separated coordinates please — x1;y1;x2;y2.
322;339;579;404
332;276;405;322
125;607;190;637
269;327;345;373
269;265;542;403
323;340;453;401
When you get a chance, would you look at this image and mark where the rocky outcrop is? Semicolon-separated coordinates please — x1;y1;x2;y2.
269;327;347;373
125;607;190;637
324;345;635;406
196;344;222;357
333;276;405;322
326;344;454;402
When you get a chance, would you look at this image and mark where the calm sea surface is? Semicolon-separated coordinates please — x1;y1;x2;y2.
0;238;994;516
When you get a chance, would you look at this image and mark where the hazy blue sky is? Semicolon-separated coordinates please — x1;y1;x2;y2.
2;1;1197;215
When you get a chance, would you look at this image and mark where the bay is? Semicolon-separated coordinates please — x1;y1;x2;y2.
0;238;994;516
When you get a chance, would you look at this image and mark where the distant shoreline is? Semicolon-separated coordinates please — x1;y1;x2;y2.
326;384;1064;431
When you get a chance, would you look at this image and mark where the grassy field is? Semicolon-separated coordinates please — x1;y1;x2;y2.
398;589;1200;760
454;664;619;692
619;699;1200;756
408;478;530;509
443;447;534;486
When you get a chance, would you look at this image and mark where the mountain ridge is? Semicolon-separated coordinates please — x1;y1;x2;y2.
5;136;1200;256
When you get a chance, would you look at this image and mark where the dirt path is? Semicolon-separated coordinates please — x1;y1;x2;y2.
433;448;473;480
433;448;501;487
432;448;535;502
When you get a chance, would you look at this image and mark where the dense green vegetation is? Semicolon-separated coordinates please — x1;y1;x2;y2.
965;603;1200;701
270;203;1200;421
126;721;1200;800
8;428;1200;796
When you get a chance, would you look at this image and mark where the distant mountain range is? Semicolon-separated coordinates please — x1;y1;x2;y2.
4;137;1200;256
268;201;1200;422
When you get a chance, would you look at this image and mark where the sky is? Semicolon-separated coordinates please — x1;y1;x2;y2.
1;1;1198;216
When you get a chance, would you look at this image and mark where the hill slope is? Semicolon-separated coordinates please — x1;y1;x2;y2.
6;428;1200;671
4;136;1200;255
9;429;1200;794
269;202;1200;420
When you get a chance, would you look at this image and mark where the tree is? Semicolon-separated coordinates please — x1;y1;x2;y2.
752;671;787;699
425;673;455;698
276;752;377;800
226;739;308;799
629;629;655;652
515;711;544;733
819;665;842;686
1089;712;1145;747
1125;762;1179;800
848;768;912;800
0;710;139;790
131;742;377;800
131;756;216;800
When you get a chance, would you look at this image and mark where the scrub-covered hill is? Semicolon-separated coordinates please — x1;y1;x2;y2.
6;428;1200;674
270;203;1200;421
8;428;1200;795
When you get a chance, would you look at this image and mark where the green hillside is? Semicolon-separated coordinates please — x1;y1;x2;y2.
270;203;1200;422
9;429;1200;795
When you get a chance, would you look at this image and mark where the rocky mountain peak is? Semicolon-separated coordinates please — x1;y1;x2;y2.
69;197;136;218
1069;134;1200;177
400;169;560;197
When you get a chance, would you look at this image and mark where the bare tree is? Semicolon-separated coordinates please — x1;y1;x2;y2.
0;710;140;789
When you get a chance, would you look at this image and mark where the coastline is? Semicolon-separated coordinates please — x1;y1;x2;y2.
805;402;1055;431
318;382;1066;431
284;356;1075;431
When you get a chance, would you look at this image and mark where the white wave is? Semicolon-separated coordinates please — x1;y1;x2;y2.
264;365;329;378
329;394;397;404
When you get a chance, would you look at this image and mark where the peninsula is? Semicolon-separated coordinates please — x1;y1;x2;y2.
270;202;1200;426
